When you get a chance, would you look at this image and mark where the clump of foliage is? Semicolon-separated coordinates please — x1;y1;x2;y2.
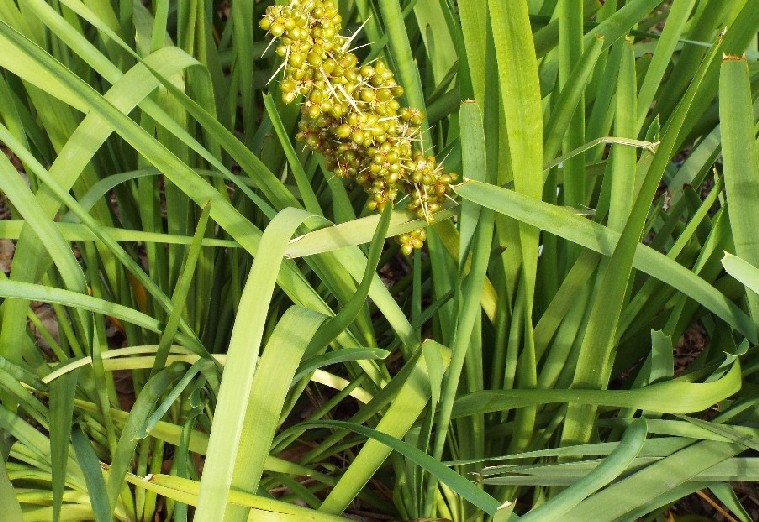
0;0;758;521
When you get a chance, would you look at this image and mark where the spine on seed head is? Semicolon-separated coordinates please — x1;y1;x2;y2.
260;0;456;255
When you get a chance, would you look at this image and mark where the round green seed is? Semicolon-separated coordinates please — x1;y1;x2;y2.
335;124;351;138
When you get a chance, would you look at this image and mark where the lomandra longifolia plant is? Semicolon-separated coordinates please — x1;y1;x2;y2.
0;0;758;521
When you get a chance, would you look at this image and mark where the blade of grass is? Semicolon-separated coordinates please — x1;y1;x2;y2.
454;180;757;343
636;0;698;129
587;0;666;50
723;253;759;296
291;418;501;516
225;307;325;522
123;473;346;521
137;360;215;440
607;37;638;231
71;427;110;522
0;451;23;522
720;55;759;321
195;208;319;520
412;0;457;84
284;206;456;258
561;25;737;445
0;280;160;334
229;0;254;140
467;437;691;467
48;369;80;522
520;418;647;521
676;1;759;152
263;93;321;214
557;0;586;224
430;101;491;471
376;0;430;147
304;204;392;356
0;219;238;247
319;341;452;514
543;35;605;163
534;251;599;362
488;0;543;455
709;483;753;522
458;0;486;104
618;175;724;338
0;143;90;346
106;364;186;514
561;440;743;520
293;348;390;384
0;153;86;295
151;202;212;375
452;361;741;417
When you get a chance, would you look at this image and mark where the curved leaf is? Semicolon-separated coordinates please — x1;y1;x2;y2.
452;362;741;417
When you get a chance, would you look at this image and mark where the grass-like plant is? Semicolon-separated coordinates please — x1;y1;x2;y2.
0;0;757;521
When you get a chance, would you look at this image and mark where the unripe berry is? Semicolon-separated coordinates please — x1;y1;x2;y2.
335;124;351;138
269;23;285;37
290;52;306;67
352;129;366;144
360;88;375;103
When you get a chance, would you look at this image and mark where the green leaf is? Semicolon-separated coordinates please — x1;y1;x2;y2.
0;455;23;522
454;180;757;343
458;101;487;261
106;365;185;513
152;202;213;375
284;205;456;259
543;34;605;162
431;100;493;472
320;341;451;515
452;361;742;417
225;307;326;522
195;208;319;520
304;204;392;356
0;144;86;295
0;280;160;334
723;253;759;295
48;369;79;522
709;483;753;522
520;418;647;521
636;0;698;128
71;427;111;522
561;440;743;520
720;55;759;321
288;417;500;516
293;348;391;386
488;0;543;456
263;93;321;214
124;473;346;521
376;0;430;147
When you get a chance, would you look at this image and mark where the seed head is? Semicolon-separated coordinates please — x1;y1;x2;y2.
261;0;456;254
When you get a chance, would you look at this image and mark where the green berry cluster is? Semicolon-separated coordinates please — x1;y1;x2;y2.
260;0;456;255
